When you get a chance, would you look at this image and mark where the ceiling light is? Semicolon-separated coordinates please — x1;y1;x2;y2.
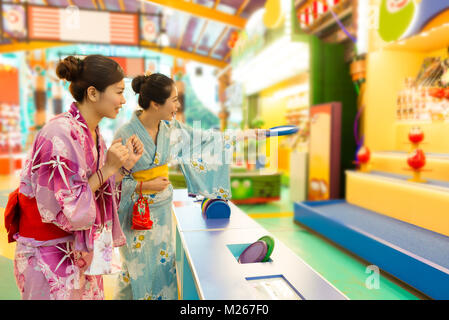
157;31;170;47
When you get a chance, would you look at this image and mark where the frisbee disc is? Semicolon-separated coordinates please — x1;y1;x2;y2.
266;125;299;137
258;235;275;262
238;241;268;264
203;198;219;213
201;198;210;211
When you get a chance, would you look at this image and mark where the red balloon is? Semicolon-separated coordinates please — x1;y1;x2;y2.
357;146;370;163
407;149;426;170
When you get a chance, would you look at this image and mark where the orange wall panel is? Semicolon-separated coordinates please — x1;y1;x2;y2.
0;68;19;104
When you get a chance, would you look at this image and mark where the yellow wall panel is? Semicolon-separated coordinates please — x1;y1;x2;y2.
364;50;425;152
346;171;449;237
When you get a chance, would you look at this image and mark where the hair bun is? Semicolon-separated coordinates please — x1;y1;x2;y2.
56;56;82;81
131;75;147;94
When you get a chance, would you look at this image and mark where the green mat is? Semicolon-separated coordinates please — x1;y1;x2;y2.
0;256;20;300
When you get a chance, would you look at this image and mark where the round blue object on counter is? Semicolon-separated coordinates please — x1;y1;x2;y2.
205;199;231;219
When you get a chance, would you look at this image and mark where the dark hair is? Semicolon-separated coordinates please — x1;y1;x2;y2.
56;55;124;102
131;73;174;110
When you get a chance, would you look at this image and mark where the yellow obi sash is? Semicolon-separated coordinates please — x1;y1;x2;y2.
132;164;169;194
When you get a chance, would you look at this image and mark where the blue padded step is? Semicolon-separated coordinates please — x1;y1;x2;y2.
294;200;449;299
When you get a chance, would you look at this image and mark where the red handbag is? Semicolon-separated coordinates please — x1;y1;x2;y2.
131;182;153;230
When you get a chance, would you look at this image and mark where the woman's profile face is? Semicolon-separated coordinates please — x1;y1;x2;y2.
96;79;126;119
157;85;181;121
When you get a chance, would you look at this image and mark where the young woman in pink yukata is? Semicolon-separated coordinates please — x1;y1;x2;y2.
13;55;144;300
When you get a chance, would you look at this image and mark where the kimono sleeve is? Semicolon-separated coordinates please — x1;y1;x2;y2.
30;125;97;232
170;120;232;200
113;128;138;214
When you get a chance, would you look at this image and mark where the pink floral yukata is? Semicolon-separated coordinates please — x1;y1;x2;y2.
13;102;126;299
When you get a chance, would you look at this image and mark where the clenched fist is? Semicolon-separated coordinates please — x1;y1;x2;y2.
104;138;130;175
123;134;144;171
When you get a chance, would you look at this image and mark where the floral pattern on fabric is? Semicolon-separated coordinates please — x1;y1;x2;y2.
13;102;125;300
113;112;231;300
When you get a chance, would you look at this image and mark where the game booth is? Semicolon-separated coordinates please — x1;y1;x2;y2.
294;0;449;300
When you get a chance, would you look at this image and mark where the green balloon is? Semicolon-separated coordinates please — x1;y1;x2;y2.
378;0;415;42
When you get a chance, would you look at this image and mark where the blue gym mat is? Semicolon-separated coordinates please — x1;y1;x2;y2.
295;199;449;299
302;201;449;269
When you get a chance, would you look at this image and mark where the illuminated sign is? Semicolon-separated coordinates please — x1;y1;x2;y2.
378;0;449;42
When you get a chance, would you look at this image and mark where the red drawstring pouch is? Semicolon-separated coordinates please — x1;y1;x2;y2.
131;182;153;230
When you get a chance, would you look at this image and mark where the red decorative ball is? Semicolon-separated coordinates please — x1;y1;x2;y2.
407;149;426;170
408;126;424;144
357;146;370;164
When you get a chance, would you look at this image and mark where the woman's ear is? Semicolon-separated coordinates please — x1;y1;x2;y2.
150;100;159;110
87;86;99;102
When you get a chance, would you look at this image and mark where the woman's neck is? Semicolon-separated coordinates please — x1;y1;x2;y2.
76;102;102;133
138;109;160;131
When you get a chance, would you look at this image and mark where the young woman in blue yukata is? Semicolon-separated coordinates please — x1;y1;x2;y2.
113;72;265;300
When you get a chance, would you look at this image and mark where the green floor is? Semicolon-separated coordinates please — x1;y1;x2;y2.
0;256;20;300
0;185;425;300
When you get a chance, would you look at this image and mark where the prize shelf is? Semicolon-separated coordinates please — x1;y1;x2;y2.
365;22;449;155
